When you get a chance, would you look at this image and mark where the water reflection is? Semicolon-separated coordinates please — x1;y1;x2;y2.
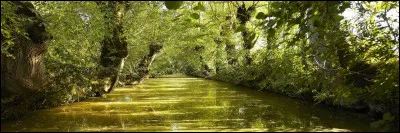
1;77;375;132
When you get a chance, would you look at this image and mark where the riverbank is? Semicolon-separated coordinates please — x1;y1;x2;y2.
185;69;399;132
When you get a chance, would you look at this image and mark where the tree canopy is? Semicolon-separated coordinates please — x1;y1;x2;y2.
1;1;399;131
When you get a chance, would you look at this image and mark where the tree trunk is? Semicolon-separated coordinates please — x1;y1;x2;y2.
200;56;211;78
96;1;128;94
1;1;51;97
308;20;324;68
300;39;309;70
194;45;211;78
136;43;163;84
236;4;256;65
220;16;237;66
214;38;223;73
106;57;126;93
225;42;237;65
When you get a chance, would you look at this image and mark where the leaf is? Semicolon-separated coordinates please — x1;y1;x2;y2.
172;14;184;21
193;3;205;11
165;1;183;10
334;15;344;21
271;2;281;9
251;35;259;46
175;13;184;18
259;20;268;27
248;32;256;42
267;29;276;38
267;19;276;27
276;19;283;28
311;16;320;27
172;18;179;21
314;10;319;15
190;13;200;19
235;24;246;33
185;18;192;23
2;30;11;38
256;12;266;19
193;6;199;10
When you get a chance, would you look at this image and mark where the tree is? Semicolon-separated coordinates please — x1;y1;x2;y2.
96;1;129;94
1;1;52;97
233;2;258;65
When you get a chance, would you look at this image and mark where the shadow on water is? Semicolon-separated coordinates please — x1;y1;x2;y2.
1;76;376;132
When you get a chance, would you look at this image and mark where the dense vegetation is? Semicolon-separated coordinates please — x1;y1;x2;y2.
1;1;398;131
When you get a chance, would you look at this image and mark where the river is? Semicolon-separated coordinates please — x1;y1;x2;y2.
1;75;376;132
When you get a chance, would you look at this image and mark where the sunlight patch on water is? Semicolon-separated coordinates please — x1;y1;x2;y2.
120;111;187;116
191;106;236;109
115;87;189;91
79;101;181;105
53;110;187;116
1;77;376;132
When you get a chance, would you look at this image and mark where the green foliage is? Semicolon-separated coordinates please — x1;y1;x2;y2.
255;12;266;19
165;1;183;10
371;112;396;131
155;2;398;130
235;24;246;33
190;13;200;19
1;2;398;130
193;3;205;11
1;1;30;58
31;1;105;104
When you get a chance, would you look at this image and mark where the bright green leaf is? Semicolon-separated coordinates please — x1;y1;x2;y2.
314;10;319;15
190;13;200;19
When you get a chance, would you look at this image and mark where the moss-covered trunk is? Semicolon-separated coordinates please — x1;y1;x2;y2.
220;16;237;66
1;1;51;97
193;45;211;78
236;4;256;65
96;1;128;94
1;1;51;120
136;43;163;84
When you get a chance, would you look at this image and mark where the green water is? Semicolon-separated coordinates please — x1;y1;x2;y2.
1;76;376;132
